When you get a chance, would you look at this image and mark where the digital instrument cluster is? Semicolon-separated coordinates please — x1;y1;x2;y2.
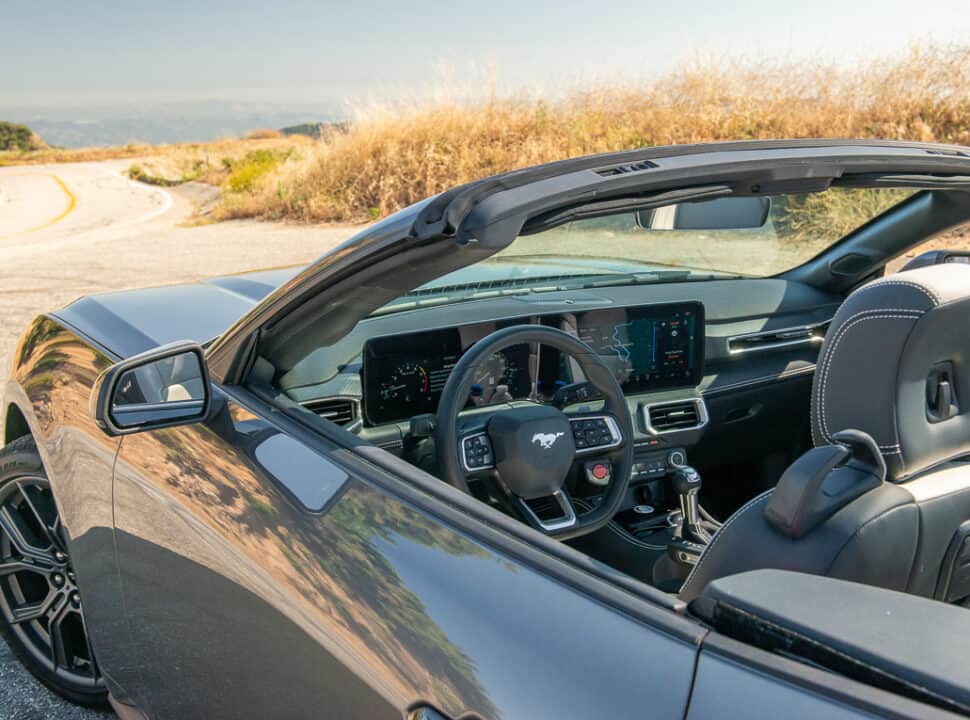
361;301;704;425
362;325;532;425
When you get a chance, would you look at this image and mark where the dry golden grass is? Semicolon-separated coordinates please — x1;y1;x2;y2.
4;43;970;226
212;43;970;224
0;135;308;172
0;142;152;166
120;136;311;189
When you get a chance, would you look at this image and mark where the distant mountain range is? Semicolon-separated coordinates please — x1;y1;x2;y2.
0;100;343;147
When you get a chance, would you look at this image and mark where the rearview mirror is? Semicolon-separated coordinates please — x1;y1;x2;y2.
636;196;770;230
90;342;211;436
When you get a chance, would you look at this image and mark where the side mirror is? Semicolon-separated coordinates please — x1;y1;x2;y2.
637;196;771;230
90;341;211;436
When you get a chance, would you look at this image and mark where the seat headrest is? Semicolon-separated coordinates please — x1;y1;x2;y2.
812;263;970;482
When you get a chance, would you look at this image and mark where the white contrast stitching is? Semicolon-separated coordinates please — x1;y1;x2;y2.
813;308;924;416
680;489;774;597
853;279;939;306
815;311;923;443
818;312;921;441
810;278;935;448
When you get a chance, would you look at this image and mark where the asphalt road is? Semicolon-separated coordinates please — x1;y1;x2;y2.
0;160;355;718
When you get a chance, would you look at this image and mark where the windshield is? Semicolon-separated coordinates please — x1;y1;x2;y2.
497;186;918;277
377;186;917;314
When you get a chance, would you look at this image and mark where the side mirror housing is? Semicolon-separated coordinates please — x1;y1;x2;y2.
90;341;211;436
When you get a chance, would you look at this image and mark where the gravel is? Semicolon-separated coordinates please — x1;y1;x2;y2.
0;639;112;720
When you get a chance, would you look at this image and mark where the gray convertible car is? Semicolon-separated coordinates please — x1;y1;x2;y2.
5;139;970;719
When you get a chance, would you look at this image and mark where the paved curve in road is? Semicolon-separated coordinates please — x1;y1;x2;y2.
0;160;356;719
0;161;356;383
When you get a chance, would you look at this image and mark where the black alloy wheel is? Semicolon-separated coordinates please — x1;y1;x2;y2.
0;436;107;707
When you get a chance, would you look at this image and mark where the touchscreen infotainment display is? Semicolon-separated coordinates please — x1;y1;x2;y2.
572;302;702;394
361;301;704;425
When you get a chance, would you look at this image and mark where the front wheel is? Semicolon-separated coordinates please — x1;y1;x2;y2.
0;436;108;707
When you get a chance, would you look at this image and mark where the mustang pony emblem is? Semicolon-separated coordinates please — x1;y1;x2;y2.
532;432;565;450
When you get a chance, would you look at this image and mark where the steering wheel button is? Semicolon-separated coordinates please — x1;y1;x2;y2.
584;461;612;486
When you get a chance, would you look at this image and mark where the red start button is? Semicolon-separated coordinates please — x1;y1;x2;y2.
591;464;609;480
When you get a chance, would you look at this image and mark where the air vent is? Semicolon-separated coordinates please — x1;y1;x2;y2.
594;160;658;177
305;398;358;426
404;275;584;297
644;399;708;434
520;491;577;531
727;323;828;355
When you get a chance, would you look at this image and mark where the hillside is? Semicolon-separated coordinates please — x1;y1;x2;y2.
2;43;969;225
213;43;970;224
0;121;44;151
0;100;341;148
281;122;348;139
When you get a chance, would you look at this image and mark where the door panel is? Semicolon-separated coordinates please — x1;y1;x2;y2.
111;392;698;719
689;643;957;720
689;653;878;720
8;319;133;699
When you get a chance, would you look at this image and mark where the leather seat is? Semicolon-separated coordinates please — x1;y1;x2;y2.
680;263;970;604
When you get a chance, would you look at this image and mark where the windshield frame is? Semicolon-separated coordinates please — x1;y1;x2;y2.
372;181;931;317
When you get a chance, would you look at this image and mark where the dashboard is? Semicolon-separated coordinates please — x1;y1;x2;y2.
361;301;704;425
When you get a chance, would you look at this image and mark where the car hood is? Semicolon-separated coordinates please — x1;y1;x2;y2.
52;267;302;359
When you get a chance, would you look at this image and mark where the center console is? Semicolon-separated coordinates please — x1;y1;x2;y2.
602;444;716;585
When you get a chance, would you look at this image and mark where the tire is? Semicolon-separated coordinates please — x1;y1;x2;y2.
0;435;108;708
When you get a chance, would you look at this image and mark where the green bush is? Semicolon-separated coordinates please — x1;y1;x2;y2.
126;162;179;187
0;121;35;151
225;149;291;193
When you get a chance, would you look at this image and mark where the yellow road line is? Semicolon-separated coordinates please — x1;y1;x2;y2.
0;174;77;240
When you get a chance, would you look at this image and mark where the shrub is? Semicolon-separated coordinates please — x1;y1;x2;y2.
214;43;970;224
225;148;293;193
0;121;38;151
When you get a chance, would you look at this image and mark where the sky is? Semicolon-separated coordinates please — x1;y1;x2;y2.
2;0;970;111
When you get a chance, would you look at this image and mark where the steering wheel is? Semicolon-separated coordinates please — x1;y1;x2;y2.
436;325;635;540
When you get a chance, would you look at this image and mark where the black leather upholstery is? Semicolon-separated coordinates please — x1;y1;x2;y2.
812;264;970;482
698;570;970;715
680;264;970;603
764;430;885;539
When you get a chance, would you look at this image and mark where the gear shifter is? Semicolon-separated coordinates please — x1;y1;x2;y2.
671;465;712;545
